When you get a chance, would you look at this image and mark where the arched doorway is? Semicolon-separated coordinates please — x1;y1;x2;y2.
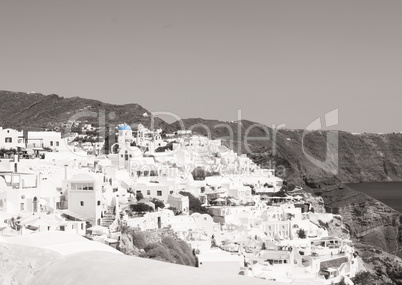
33;197;38;212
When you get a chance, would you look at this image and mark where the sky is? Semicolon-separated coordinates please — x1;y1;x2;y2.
0;0;401;133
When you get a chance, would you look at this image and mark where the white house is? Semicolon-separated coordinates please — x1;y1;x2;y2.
0;127;25;150
65;172;104;226
27;131;62;150
167;193;189;215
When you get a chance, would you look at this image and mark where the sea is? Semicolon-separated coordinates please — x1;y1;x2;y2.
346;182;402;213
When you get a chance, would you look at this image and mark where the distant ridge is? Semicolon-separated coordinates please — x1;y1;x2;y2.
0;90;168;131
1;90;402;184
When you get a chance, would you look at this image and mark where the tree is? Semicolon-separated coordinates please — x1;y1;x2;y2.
191;167;206;180
179;191;208;214
297;228;307;239
136;192;144;201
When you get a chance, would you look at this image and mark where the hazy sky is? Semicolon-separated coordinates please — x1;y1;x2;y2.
1;0;401;133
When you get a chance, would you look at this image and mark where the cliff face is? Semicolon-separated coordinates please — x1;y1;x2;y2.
169;119;402;184
253;130;402;184
317;185;402;258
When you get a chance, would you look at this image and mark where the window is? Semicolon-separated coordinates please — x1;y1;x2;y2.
5;137;12;143
20;203;24;210
81;224;84;230
56;141;59;147
147;190;151;195
80;201;84;206
97;200;101;206
71;183;94;191
157;191;162;196
50;141;53;146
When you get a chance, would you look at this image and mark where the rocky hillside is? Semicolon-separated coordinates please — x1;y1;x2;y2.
315;184;402;256
170;118;402;184
0;90;168;132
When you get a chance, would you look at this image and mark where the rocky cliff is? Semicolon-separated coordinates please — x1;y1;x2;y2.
316;185;402;257
169;119;402;184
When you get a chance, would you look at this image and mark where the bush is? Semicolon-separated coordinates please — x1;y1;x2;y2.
128;230;147;249
142;238;195;266
352;271;372;285
151;198;165;210
130;203;154;213
297;228;307;239
167;206;181;215
192;167;206;180
179;191;209;214
161;236;196;266
119;229;197;267
143;243;174;263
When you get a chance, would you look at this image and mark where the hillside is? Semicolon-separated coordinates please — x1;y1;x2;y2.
0;90;168;132
170;118;402;184
1;90;402;184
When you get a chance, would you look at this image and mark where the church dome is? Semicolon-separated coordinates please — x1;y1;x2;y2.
119;124;131;131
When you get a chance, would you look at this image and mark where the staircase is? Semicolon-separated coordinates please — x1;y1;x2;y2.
101;205;116;227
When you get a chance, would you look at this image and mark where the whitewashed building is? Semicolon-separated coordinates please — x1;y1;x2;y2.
27;131;62;150
0;127;25;149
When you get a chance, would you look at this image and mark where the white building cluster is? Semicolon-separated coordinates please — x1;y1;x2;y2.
0;123;360;284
